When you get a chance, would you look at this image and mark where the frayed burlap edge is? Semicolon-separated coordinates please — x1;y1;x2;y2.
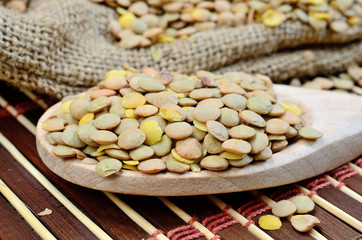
217;40;362;82
2;41;361;99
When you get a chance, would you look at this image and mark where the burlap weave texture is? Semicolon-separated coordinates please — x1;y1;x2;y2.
217;41;362;81
1;0;362;98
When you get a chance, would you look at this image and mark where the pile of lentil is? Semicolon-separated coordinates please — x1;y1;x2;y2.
289;62;362;95
92;0;362;49
42;67;323;177
259;195;320;232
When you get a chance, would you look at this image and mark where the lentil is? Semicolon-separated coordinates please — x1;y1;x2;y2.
290;215;320;232
137;158;166;173
290;196;315;214
95;158;122;177
200;155;229;171
259;215;282;230
272;200;297;217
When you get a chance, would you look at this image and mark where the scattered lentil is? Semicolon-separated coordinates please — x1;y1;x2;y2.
272;200;297;217
288;62;362;96
258;215;282;230
290;215;320;232
290;196;315;214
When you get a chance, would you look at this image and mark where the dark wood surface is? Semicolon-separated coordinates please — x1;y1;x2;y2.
344;175;362;195
0;82;361;240
0;193;40;240
0;143;98;240
310;185;362;221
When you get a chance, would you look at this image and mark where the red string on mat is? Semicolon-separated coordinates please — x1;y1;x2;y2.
236;199;260;214
167;225;203;240
202;212;238;234
0;102;40;119
210;235;221;240
354;158;362;167
147;229;165;240
187;216;199;225
270;187;303;202
305;177;332;197
170;228;203;240
308;191;318;198
207;216;230;231
211;219;238;234
237;199;272;228
223;205;232;212
15;101;40;115
330;165;359;183
336;182;346;189
238;201;271;220
3;103;10;110
167;225;192;238
244;220;255;229
0;108;11;118
152;229;164;237
246;205;272;221
207;214;236;233
202;212;226;226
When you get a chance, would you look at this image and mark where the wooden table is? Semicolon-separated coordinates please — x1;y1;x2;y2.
0;82;361;240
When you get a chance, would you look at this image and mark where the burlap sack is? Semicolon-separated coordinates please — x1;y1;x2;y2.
217;40;362;82
1;0;362;98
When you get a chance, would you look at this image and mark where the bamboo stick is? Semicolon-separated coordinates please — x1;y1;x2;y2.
308;229;329;240
324;175;362;203
158;197;215;240
0;178;56;240
297;185;362;232
0;133;113;240
207;195;274;240
348;163;362;175
20;88;49;110
105;193;169;240
252;191;328;240
0;95;36;134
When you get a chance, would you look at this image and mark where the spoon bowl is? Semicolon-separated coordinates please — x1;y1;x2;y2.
36;85;362;196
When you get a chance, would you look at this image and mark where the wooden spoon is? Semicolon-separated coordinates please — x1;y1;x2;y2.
36;85;362;196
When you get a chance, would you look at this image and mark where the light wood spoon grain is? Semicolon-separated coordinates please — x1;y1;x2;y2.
36;85;362;196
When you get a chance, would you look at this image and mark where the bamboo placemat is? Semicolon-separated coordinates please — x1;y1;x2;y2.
0;81;361;240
